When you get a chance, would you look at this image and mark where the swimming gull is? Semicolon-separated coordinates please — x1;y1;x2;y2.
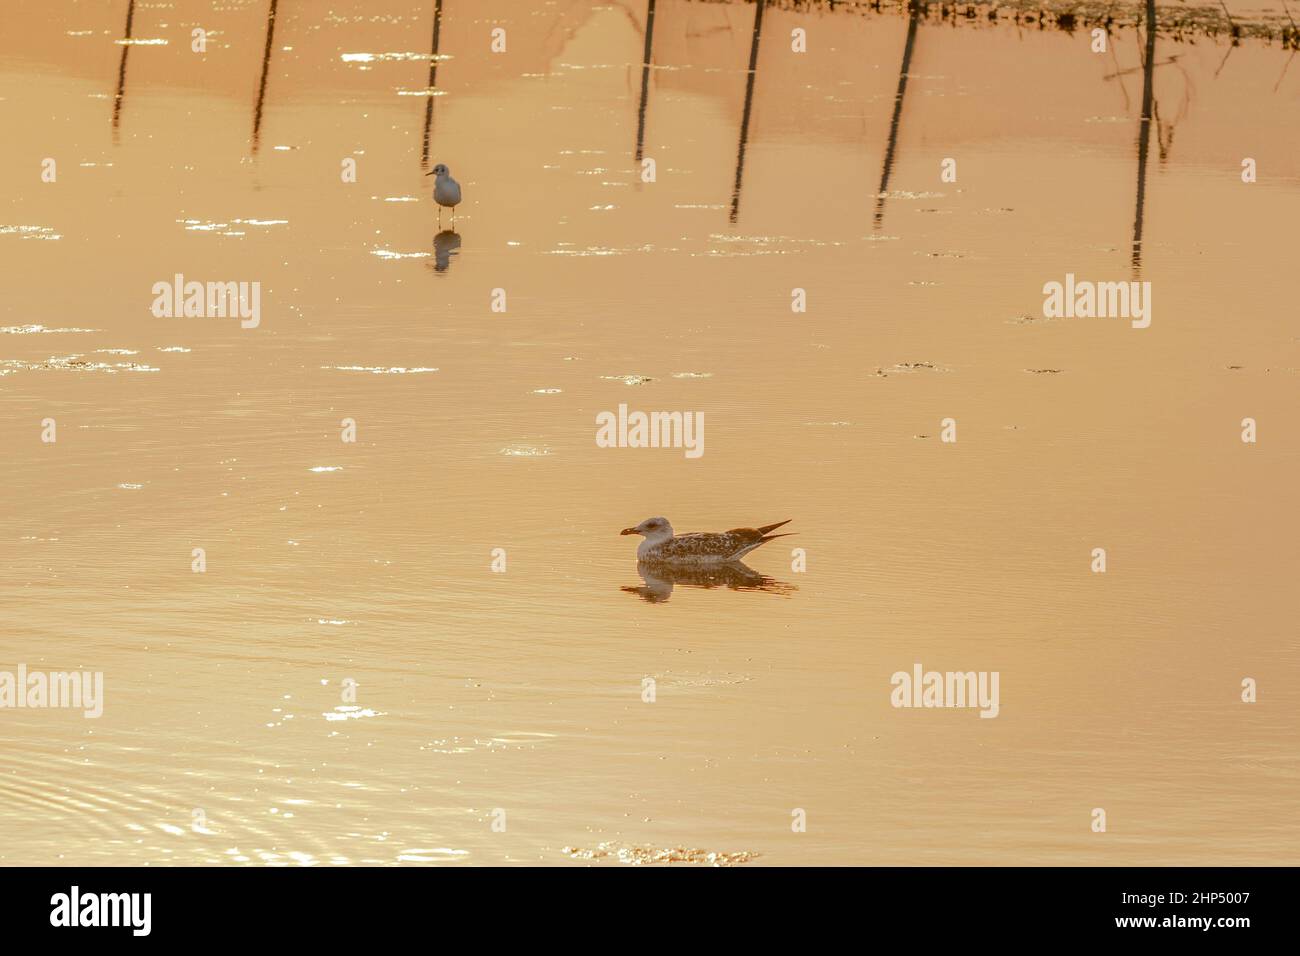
620;517;793;564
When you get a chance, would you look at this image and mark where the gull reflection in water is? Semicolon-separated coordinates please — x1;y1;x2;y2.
427;229;461;273
622;560;796;604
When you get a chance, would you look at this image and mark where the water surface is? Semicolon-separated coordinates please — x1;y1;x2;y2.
2;0;1298;866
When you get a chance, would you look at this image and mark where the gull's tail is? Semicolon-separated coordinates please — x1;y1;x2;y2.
728;519;794;561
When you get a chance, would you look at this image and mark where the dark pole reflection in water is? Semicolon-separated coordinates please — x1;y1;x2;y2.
1132;0;1157;276
635;0;657;163
874;1;921;230
111;0;136;139
729;0;765;224
252;0;279;155
421;0;445;170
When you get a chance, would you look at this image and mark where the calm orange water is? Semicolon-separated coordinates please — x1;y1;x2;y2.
2;0;1298;866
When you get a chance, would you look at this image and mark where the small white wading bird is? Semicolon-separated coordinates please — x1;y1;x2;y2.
425;162;462;227
621;517;793;564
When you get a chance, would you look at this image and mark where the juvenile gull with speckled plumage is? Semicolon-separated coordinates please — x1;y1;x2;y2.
620;517;793;564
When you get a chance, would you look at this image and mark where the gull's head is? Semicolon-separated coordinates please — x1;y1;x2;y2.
426;163;450;178
620;516;673;540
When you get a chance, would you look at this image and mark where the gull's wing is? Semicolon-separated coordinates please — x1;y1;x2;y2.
645;521;794;562
651;531;753;561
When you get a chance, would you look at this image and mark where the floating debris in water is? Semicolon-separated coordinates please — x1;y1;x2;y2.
323;706;384;721
117;483;144;490
500;445;553;457
1024;368;1063;374
322;365;438;374
0;355;157;374
561;842;758;867
873;362;946;378
531;388;562;394
1;324;99;334
308;466;343;473
601;374;653;386
671;371;712;379
1;225;61;240
878;190;944;200
158;346;191;352
664;674;754;688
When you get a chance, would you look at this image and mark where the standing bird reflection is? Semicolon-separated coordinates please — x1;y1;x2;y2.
425;162;461;227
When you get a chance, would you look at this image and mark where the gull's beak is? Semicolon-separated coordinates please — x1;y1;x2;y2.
424;170;436;176
620;527;638;536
